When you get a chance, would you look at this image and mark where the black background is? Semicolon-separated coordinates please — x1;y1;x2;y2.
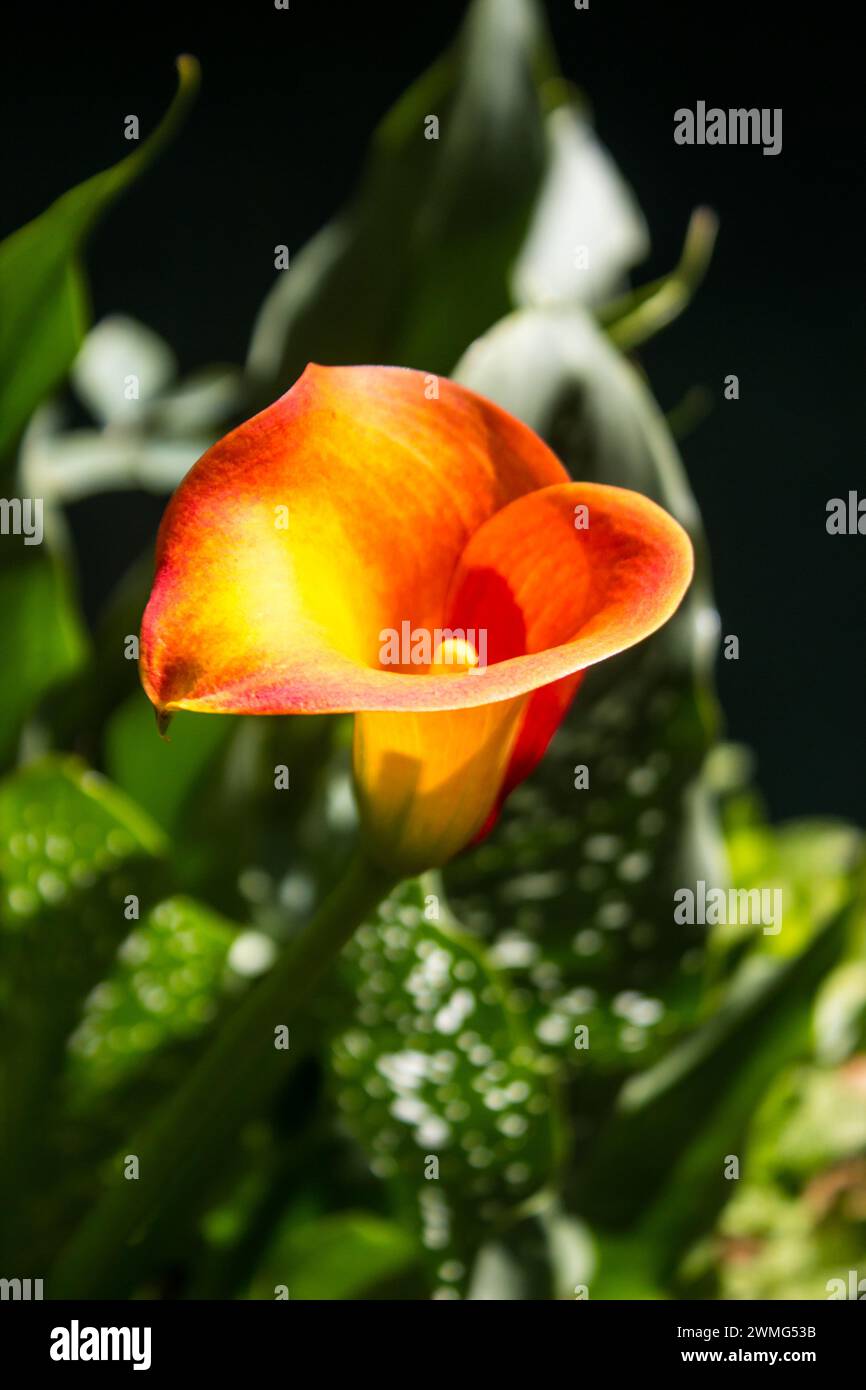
5;1295;860;1373
2;0;863;823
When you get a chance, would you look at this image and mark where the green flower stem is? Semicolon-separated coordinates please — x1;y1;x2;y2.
50;848;398;1299
603;206;719;352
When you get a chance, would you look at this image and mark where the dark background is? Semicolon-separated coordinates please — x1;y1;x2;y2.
2;1;863;824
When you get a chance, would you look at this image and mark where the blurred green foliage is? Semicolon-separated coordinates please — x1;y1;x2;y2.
0;0;863;1301
0;56;199;476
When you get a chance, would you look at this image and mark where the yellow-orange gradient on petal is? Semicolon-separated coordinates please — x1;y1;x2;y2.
354;481;693;871
354;635;530;874
140;364;567;718
140;364;694;874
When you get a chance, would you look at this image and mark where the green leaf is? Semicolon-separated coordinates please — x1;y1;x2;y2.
66;894;242;1101
38;548;161;767
0;757;165;1263
720;807;862;962
814;961;866;1065
466;1201;596;1300
702;1044;866;1299
712;1183;866;1301
446;306;723;1084
247;0;557;390
580;867;864;1279
328;878;560;1295
105;693;335;911
747;1062;866;1185
106;697;235;836
247;1210;418;1301
0;55;199;472
0;536;87;762
49;851;394;1298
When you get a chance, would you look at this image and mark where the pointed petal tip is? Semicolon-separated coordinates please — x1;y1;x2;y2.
155;706;173;741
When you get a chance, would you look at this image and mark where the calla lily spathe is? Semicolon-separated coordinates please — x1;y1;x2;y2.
140;364;693;873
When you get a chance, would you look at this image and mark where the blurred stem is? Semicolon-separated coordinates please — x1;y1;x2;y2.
665;383;713;441
50;848;397;1299
603;207;719;352
186;1114;333;1299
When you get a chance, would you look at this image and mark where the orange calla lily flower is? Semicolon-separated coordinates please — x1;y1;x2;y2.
140;364;693;874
